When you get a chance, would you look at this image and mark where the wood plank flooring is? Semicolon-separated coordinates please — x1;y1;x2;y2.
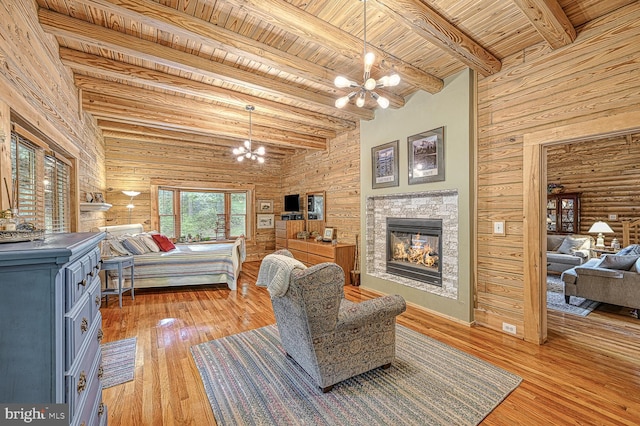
101;261;640;425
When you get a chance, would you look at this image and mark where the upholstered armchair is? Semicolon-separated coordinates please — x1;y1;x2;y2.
257;249;406;392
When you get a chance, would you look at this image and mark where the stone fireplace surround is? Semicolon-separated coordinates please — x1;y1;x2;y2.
365;190;459;299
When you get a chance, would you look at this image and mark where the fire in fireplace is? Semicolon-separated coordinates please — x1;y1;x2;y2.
386;218;442;286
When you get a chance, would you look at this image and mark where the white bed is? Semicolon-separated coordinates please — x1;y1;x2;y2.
97;224;245;291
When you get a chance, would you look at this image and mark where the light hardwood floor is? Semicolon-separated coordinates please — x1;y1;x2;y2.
101;262;640;425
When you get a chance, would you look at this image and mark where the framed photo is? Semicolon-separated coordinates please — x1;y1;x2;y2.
322;227;335;242
258;199;273;213
371;140;399;189
257;214;275;229
408;126;445;185
93;192;105;203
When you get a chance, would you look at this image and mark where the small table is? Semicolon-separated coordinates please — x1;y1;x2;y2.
101;256;135;308
590;247;620;258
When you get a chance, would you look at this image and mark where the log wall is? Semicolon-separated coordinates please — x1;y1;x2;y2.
0;0;105;232
476;3;640;340
547;133;640;239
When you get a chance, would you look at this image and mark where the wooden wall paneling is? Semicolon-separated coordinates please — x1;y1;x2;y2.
0;1;105;232
0;102;10;210
476;3;640;342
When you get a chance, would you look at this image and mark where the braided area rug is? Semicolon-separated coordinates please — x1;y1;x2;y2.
191;325;521;425
101;337;137;389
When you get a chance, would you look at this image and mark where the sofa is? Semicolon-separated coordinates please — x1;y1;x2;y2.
547;234;594;273
561;244;640;312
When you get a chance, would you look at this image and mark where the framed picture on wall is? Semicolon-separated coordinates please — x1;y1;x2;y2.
258;199;273;213
257;214;275;229
371;140;399;189
408;126;445;185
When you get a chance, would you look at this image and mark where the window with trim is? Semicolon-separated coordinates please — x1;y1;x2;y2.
158;187;247;240
10;128;72;233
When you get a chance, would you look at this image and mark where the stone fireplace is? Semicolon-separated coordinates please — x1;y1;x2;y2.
387;218;442;286
366;190;458;299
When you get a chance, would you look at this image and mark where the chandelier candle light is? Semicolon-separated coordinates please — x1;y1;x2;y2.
233;105;265;163
334;0;400;109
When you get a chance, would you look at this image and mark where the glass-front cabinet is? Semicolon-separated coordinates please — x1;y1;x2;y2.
546;192;580;234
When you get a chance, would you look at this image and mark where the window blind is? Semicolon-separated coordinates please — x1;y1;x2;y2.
45;153;70;233
10;133;40;227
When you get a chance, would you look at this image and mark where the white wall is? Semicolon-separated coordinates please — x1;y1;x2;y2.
359;69;474;323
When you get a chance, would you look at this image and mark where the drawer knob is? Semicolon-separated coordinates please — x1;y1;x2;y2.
89;270;95;277
97;328;103;342
98;403;105;416
80;317;88;333
77;371;87;393
95;295;101;307
79;278;87;287
98;365;104;379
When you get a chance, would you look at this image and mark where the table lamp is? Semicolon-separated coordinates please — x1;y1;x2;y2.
588;221;613;248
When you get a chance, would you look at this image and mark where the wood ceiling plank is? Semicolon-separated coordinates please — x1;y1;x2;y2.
83;92;327;149
511;0;576;49
37;8;376;117
371;0;501;76
218;0;444;93
77;77;337;139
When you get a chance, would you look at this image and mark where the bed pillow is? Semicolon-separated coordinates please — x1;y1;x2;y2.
598;254;640;271
138;233;161;253
121;236;149;255
152;234;176;252
101;235;132;257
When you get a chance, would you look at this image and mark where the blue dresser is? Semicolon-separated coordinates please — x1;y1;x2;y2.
0;232;107;426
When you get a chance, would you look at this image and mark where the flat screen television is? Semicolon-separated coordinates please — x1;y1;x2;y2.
284;194;300;212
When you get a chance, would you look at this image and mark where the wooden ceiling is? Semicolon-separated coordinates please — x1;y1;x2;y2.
35;0;634;159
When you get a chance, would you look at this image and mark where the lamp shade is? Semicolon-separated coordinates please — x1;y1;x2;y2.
588;221;613;234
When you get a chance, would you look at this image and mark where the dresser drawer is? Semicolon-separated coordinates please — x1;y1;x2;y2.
287;239;307;252
307;253;333;265
289;249;308;263
69;346;102;426
307;243;334;258
65;281;100;369
67;315;102;419
88;275;102;319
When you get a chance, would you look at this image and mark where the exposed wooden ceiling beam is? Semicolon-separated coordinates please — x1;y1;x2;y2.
59;48;363;127
68;0;403;108
83;92;327;149
38;9;382;117
371;0;502;76
511;0;576;49
75;76;337;139
218;0;444;94
101;130;295;157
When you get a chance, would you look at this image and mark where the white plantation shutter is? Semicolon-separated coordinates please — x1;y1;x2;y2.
45;153;70;233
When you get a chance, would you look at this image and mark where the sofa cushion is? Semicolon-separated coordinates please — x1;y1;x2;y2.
547;252;583;266
547;235;566;251
598;254;640;271
557;236;589;254
618;244;640;256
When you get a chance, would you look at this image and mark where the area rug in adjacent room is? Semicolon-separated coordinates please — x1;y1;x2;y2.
547;275;600;316
101;337;137;389
191;325;522;426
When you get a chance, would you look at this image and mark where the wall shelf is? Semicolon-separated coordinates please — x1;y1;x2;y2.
79;202;112;212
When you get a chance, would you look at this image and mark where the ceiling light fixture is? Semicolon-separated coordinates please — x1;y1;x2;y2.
232;105;265;163
334;0;400;109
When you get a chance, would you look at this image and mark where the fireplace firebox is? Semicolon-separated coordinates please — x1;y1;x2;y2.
386;218;442;286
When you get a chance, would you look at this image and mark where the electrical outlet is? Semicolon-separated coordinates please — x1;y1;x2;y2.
493;221;505;236
609;214;617;221
502;322;517;334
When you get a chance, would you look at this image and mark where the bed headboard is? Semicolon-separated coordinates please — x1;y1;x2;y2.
96;223;144;236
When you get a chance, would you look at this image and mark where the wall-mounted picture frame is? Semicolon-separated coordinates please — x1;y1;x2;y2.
258;199;273;213
257;214;275;229
322;227;336;242
371;140;399;189
408;126;445;185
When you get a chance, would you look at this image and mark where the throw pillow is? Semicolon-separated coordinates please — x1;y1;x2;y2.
618;244;640;256
557;236;588;255
138;234;161;253
104;237;132;256
598;254;640;271
151;234;176;252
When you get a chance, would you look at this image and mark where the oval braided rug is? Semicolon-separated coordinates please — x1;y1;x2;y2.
191;325;521;425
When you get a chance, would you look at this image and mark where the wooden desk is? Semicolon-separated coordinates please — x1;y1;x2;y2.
287;239;356;285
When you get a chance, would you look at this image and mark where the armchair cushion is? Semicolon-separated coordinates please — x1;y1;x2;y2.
574;266;624;279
